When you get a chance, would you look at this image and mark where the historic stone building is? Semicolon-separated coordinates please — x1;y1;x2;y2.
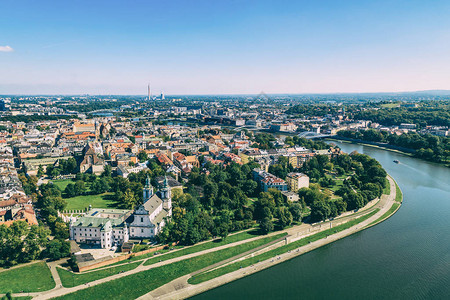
78;143;105;175
129;176;172;238
69;176;173;249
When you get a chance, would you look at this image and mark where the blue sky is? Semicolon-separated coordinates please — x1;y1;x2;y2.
1;0;450;95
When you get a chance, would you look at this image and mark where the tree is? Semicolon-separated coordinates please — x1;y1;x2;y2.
277;207;293;228
260;217;274;234
117;189;138;209
37;165;44;178
333;198;347;215
203;181;218;208
45;239;70;261
345;191;365;210
310;200;331;222
254;193;276;220
66;157;77;174
185;225;202;245
102;165;112;177
215;223;229;240
53;222;69;239
138;150;148;162
242;180;257;197
52;196;67;211
74;180;86;195
91;178;109;194
64;183;76;197
289;203;303;222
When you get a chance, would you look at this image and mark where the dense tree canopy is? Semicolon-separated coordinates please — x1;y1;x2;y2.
338;130;449;164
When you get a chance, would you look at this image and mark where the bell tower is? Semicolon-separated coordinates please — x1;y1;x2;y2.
143;175;153;202
159;176;172;214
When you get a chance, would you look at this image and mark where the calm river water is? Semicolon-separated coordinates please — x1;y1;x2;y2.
192;142;450;300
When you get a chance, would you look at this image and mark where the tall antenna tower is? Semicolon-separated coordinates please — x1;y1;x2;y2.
147;84;151;100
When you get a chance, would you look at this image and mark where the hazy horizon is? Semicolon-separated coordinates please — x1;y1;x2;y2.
3;89;450;97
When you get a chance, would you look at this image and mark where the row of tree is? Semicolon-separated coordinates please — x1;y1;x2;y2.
352;102;450;128
337;129;449;164
298;152;387;222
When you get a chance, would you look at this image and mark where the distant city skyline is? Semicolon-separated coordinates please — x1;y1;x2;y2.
1;0;450;95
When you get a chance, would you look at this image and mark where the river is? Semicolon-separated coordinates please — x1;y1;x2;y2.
191;141;450;300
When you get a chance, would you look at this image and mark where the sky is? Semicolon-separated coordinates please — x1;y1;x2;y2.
1;0;450;95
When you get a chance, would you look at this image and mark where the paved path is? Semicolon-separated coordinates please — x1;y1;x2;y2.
139;176;397;300
29;233;287;299
47;259;67;290
4;177;398;300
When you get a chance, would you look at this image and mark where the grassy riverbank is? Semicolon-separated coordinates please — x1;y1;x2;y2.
395;180;403;203
189;209;379;285
383;177;390;195
365;180;402;228
58;262;141;288
103;229;265;268
59;230;268;287
0;262;55;293
55;233;286;300
366;203;400;228
142;230;265;267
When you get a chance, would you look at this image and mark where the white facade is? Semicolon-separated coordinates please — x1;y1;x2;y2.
129;176;172;239
69;210;131;249
69;176;172;248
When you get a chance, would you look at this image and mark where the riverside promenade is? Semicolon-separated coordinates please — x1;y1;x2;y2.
5;176;399;300
138;176;398;300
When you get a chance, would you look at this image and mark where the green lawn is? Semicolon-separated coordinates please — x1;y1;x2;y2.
51;179;73;191
328;179;344;192
52;179;117;211
395;181;403;203
189;209;380;285
104;229;265;269
367;203;400;227
383;177;391;195
141;230;270;266
0;262;55;293
64;192;115;211
58;262;141;288
381;102;400;108
56;234;285;300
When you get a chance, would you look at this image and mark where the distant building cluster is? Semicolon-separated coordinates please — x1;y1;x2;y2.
0;146;37;226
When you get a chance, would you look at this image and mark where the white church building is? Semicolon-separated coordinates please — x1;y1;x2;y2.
69;176;172;249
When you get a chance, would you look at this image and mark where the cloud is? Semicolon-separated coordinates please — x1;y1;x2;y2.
0;46;14;52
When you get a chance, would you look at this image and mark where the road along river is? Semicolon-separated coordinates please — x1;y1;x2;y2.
192;141;450;300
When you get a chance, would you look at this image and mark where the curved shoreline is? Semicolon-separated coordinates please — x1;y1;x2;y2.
2;180;402;299
139;176;402;300
326;138;449;168
326;137;414;156
364;176;403;230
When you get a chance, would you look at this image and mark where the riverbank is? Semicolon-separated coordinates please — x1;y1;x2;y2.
198;140;450;300
364;176;402;229
139;176;401;300
1;174;401;300
327;137;414;156
327;137;450;168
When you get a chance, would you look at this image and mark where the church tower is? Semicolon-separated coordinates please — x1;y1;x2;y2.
143;175;153;203
159;176;172;214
